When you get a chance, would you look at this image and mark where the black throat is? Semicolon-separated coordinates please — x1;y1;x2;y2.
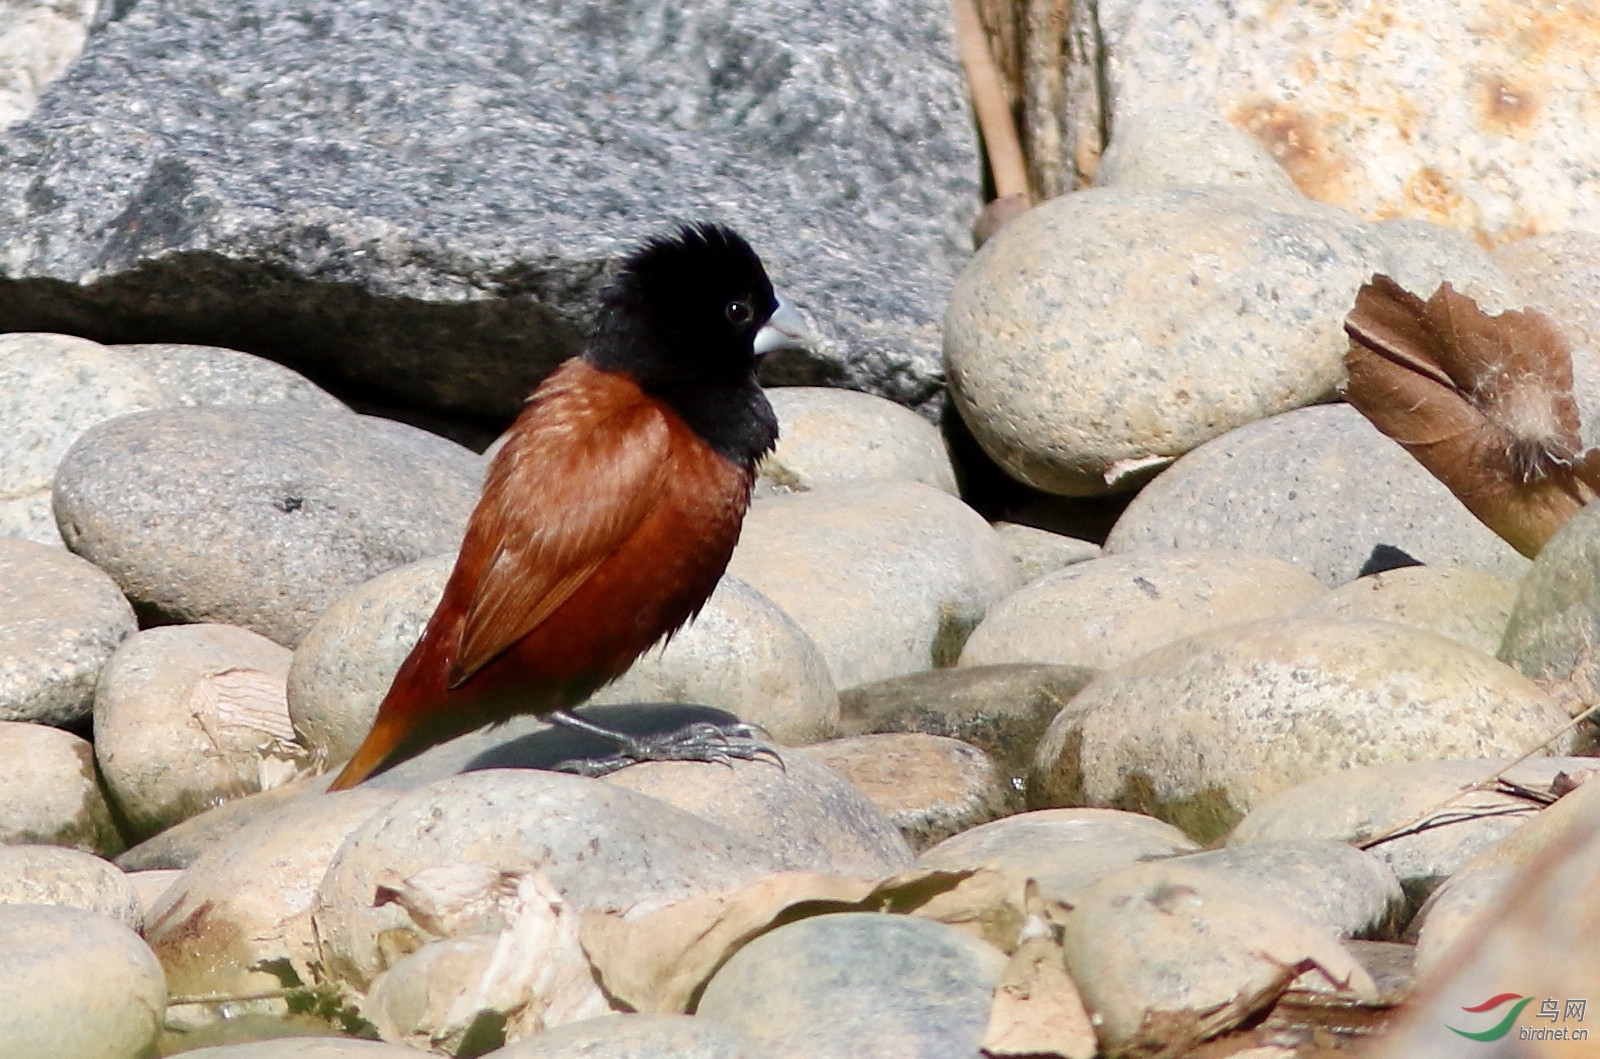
651;376;779;470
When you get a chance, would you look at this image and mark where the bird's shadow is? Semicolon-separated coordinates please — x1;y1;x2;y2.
463;701;746;772
366;701;747;789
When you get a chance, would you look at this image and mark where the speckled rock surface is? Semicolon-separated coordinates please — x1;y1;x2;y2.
603;752;914;879
800;733;1012;850
1500;500;1600;687
114;778;313;872
0;721;121;854
1367;217;1525;313
1104;404;1531;585
1031;618;1573;841
0;903;165;1059
1494;230;1600;446
917;807;1196;904
1095;0;1600;244
838;663;1097;791
944;186;1377;496
113;342;346;411
497;1013;762;1058
94;623;306;841
1295;565;1520;658
1173;840;1405;941
286;554;451;766
0;332;162;547
696;913;1006;1059
727;481;1018;689
0;845;143;929
1092;103;1301;196
991;522;1101;586
0;0;976;420
960;550;1326;671
53;405;480;645
0;536;136;726
0;0;96;127
756;386;958;497
590;575;840;745
1229;757;1600;903
1056;858;1370;1057
315;769;783;988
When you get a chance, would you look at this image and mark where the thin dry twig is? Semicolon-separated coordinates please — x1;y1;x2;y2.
951;0;1031;202
1356;700;1600;851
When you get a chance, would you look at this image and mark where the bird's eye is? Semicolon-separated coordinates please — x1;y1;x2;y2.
725;300;753;325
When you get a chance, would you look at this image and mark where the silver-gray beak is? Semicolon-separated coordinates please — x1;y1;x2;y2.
753;297;814;358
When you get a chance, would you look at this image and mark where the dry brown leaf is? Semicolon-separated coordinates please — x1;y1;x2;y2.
1344;275;1600;557
982;880;1096;1059
579;867;983;1015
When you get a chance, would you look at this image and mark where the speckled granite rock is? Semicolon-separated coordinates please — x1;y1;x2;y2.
113;342;346;410
0;332;161;546
0;903;165;1059
0;845;143;929
960;550;1326;671
1092;103;1300;196
1031;618;1573;841
756;386;958;497
0;721;122;854
0;536;136;726
945;186;1377;496
697;913;1006;1059
1295;565;1519;658
728;482;1018;689
800;733;1012;850
94;623;305;840
1104;404;1531;585
1093;0;1600;244
53;405;479;645
0;0;977;420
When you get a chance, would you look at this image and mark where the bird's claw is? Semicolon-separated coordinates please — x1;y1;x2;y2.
552;721;783;777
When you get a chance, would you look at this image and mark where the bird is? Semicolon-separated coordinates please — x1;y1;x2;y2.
326;222;811;790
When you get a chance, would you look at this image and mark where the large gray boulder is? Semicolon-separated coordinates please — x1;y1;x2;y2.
0;0;976;420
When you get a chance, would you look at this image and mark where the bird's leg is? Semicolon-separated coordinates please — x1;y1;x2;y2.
544;709;783;777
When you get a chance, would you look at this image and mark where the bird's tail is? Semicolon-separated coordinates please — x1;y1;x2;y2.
325;633;466;791
325;706;417;791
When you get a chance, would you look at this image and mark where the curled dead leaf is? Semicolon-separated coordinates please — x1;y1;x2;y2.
1343;275;1600;557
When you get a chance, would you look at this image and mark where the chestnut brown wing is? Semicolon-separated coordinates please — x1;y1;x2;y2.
447;365;671;688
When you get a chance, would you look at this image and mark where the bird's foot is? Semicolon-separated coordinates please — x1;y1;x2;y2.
546;713;783;778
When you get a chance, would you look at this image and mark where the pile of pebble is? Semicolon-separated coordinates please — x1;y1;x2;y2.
6;89;1600;1059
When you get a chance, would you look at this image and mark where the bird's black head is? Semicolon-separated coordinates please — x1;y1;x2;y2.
589;222;779;387
587;222;791;466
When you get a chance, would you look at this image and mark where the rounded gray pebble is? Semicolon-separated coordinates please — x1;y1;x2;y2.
757;386;958;497
0;720;122;854
1104;404;1530;585
112;342;347;410
0;537;136;726
496;1013;762;1058
697;912;1007;1059
288;554;453;765
727;481;1017;690
945;186;1377;496
0;845;143;930
53;405;480;646
1172;839;1406;940
0;903;165;1059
